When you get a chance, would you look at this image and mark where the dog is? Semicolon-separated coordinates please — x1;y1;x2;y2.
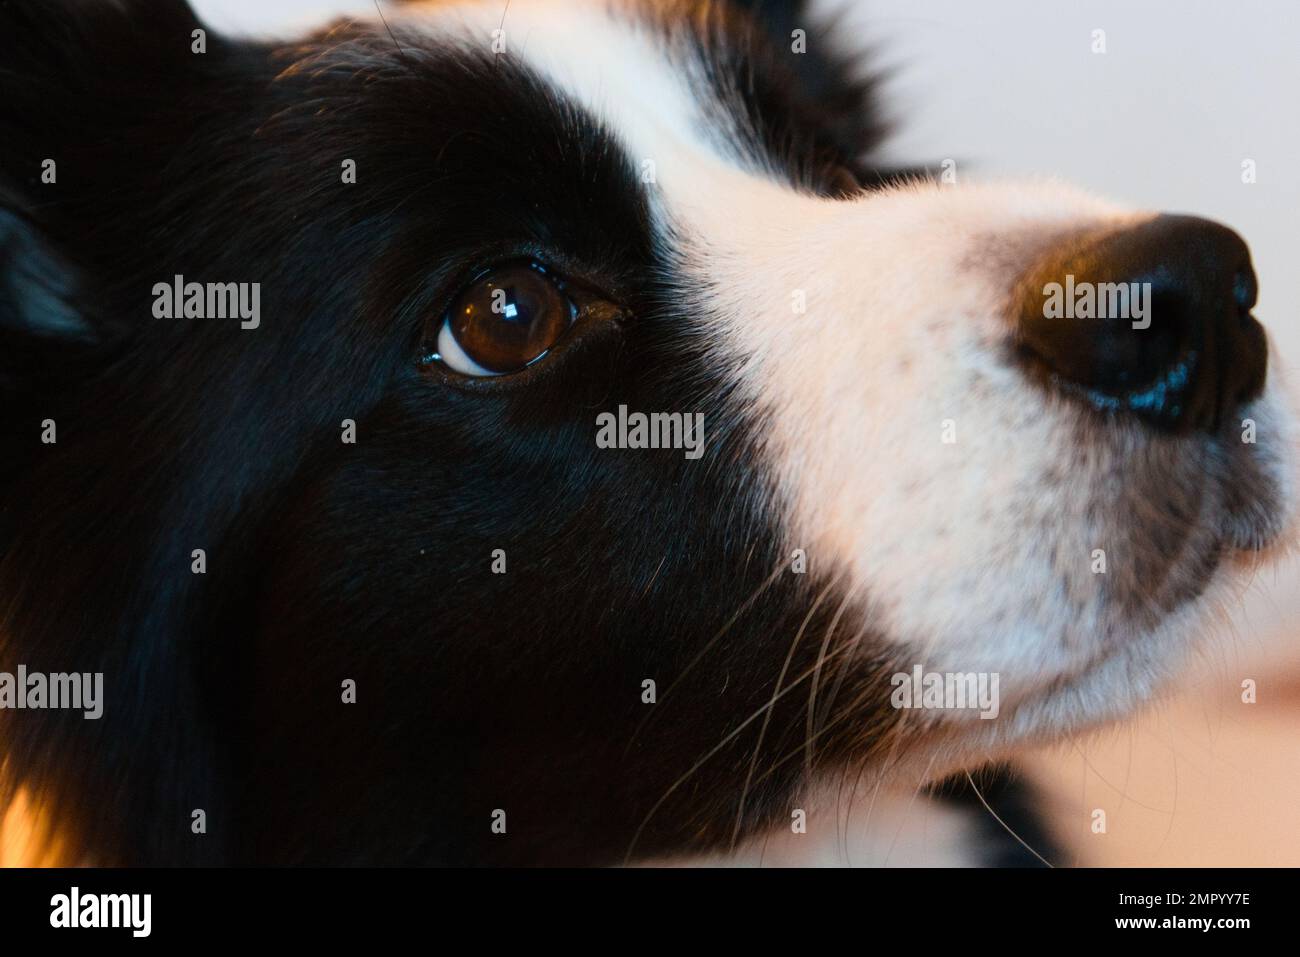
0;0;1292;866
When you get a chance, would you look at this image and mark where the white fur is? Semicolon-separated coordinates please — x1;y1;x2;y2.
395;0;1295;773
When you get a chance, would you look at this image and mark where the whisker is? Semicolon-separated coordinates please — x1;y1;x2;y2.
623;637;859;863
749;676;902;794
963;769;1055;867
814;619;872;757
881;752;939;866
624;555;786;755
728;576;839;850
804;584;858;779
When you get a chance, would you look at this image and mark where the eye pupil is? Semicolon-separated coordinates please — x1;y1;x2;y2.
446;263;571;374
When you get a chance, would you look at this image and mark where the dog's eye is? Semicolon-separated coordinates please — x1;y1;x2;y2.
428;262;577;376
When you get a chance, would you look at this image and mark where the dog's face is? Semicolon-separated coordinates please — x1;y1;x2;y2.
0;0;1292;865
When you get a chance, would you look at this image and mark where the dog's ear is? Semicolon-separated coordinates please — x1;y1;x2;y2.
728;0;887;165
0;206;99;404
728;0;814;39
0;0;246;358
0;206;91;341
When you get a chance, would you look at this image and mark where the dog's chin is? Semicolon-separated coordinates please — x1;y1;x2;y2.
1214;462;1297;621
851;452;1294;789
914;448;1294;775
1219;474;1296;562
1131;394;1294;613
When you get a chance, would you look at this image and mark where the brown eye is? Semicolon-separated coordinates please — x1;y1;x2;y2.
432;262;576;376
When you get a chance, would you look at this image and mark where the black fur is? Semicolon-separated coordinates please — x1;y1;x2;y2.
0;0;1020;865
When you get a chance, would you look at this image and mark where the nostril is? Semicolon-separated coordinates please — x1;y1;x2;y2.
1014;215;1266;434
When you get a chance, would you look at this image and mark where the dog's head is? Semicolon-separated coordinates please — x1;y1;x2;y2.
0;0;1292;864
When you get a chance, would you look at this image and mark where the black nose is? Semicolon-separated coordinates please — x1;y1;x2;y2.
1014;214;1267;434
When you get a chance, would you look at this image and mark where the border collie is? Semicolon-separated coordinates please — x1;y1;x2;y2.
0;0;1292;866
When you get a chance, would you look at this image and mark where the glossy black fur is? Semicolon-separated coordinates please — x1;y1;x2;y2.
1;0;1033;865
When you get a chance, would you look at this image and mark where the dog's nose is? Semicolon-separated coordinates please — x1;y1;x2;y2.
1015;215;1267;433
